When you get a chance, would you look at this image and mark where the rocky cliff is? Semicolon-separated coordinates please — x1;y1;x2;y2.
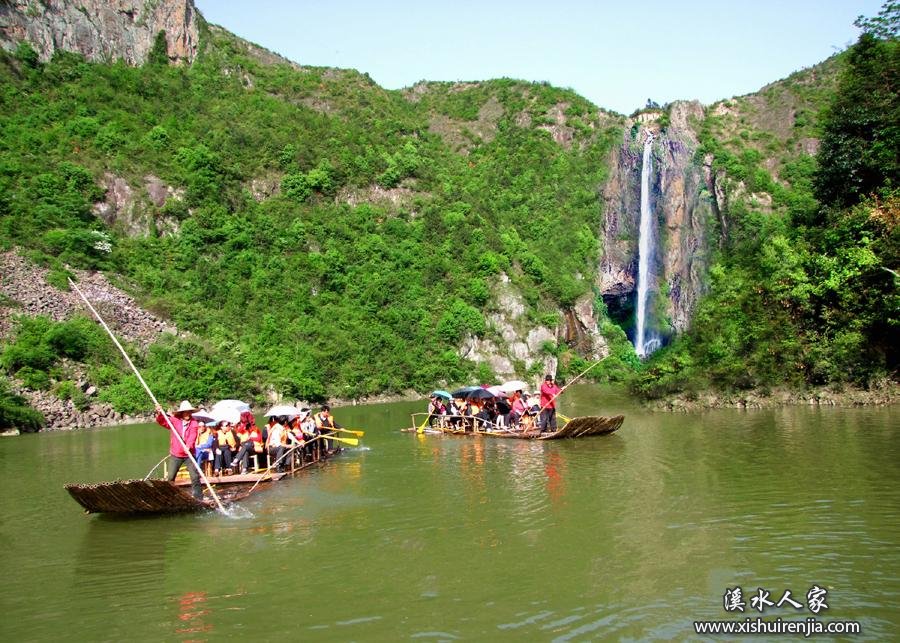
599;101;721;342
0;0;199;65
0;250;177;429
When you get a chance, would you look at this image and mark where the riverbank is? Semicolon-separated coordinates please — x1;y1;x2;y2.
648;380;900;412
25;390;423;432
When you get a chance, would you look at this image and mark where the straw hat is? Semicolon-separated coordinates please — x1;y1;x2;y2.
176;400;198;413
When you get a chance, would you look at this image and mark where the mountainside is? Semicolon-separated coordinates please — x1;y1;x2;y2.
0;0;199;65
1;0;896;430
0;1;633;428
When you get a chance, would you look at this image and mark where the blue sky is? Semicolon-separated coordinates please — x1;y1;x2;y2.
194;1;883;114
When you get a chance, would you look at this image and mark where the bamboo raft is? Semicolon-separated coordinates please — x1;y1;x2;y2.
405;414;624;440
65;448;341;515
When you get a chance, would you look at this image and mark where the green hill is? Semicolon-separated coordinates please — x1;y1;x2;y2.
0;21;624;417
1;7;897;429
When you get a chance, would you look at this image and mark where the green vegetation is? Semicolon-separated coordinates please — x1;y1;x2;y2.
1;6;895;423
0;24;621;411
0;379;43;433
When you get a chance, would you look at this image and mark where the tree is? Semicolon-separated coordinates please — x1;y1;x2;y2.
148;31;169;66
813;32;899;209
854;1;899;40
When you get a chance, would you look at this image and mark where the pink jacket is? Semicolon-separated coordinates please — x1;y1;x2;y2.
540;382;561;409
156;412;200;458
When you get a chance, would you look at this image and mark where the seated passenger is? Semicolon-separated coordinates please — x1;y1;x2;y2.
508;391;527;429
194;423;215;473
266;416;290;472
233;422;263;475
466;400;481;431
447;399;464;428
427;396;445;427
214;421;237;475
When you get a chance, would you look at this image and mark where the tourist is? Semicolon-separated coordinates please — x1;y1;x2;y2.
466;399;481;432
154;400;203;500
233;420;264;475
427;396;446;427
213;421;237;476
194;423;215;474
297;408;318;460
539;374;561;433
476;398;495;430
266;416;290;472
508;391;527;429
314;405;342;451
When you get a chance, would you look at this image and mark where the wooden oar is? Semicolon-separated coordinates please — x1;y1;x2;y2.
320;433;359;447
330;427;365;437
246;436;324;495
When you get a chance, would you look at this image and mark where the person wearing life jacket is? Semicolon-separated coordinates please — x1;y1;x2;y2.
266;416;290;472
314;405;342;452
155;400;203;500
508;391;527;430
194;422;215;475
232;420;264;475
213;421;237;476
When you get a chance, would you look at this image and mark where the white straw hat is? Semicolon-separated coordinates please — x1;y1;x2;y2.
176;400;198;413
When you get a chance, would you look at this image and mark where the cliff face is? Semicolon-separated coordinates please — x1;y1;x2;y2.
0;0;199;65
599;101;721;340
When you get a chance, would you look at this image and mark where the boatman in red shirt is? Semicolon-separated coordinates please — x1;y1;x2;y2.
539;374;562;433
155;400;203;500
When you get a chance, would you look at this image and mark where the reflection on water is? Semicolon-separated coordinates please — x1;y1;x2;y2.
174;591;213;637
0;388;897;640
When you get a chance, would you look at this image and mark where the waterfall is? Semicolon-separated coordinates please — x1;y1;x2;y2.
634;131;658;358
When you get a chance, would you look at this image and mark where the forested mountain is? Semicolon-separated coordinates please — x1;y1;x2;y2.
0;1;896;430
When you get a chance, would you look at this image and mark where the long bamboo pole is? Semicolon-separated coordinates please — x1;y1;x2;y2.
537;354;611;417
68;278;227;514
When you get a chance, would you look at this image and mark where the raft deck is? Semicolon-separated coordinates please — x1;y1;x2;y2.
406;414;624;439
66;448;340;515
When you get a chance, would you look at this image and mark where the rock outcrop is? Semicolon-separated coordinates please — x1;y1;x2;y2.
0;0;199;65
0;250;176;347
1;250;178;430
562;294;609;361
13;375;152;431
459;274;558;381
92;173;184;237
599;101;721;340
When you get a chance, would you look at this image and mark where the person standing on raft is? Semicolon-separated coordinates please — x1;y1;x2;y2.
155;400;203;500
539;374;561;433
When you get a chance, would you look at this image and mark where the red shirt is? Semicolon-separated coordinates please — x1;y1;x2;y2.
156;413;200;458
540;381;561;409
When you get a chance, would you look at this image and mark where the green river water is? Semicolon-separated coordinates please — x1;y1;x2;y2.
0;386;897;641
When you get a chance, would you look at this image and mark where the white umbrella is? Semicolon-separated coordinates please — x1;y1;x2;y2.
209;405;241;425
214;399;250;412
486;385;507;398
500;380;528;393
191;409;215;423
264;404;299;418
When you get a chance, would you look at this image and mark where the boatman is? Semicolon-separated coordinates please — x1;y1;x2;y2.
314;404;342;452
155;400;203;500
539;374;562;434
